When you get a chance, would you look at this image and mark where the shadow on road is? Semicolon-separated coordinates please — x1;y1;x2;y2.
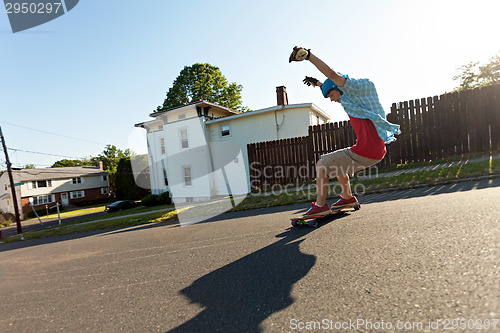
168;213;348;332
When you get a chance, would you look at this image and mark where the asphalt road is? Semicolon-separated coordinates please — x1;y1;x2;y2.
0;179;499;332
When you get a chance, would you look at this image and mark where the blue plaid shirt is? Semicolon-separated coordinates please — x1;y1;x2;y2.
339;77;401;144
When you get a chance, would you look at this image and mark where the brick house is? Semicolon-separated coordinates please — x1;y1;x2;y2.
0;164;109;220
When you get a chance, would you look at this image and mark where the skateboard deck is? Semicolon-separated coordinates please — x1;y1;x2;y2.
291;203;361;228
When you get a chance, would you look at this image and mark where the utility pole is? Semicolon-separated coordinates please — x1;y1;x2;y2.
0;126;22;234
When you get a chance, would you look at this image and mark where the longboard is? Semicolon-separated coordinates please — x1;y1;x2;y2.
291;203;361;228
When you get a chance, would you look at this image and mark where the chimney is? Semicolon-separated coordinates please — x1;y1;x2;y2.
276;86;288;106
97;161;103;170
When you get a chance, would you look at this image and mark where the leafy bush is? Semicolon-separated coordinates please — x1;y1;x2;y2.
157;191;172;205
141;194;160;207
0;218;13;228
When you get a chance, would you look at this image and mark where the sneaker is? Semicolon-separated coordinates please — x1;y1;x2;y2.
331;195;359;210
302;203;332;218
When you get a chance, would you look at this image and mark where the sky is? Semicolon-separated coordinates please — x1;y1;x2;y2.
1;0;499;169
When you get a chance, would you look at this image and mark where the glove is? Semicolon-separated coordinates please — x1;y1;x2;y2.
303;76;319;87
289;46;310;63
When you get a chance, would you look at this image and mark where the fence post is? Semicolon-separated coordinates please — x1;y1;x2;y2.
307;126;315;181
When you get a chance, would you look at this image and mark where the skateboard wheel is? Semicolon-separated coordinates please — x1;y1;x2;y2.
308;220;318;228
354;204;361;210
291;220;298;227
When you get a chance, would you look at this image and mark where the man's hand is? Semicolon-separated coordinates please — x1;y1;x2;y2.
289;46;310;63
303;76;320;87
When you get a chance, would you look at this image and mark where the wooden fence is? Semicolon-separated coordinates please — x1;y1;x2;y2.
247;84;500;189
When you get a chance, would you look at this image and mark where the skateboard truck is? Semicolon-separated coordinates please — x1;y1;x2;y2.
291;204;361;228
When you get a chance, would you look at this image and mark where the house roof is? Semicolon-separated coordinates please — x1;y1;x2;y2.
205;103;330;124
135;101;330;129
149;100;241;118
7;166;107;182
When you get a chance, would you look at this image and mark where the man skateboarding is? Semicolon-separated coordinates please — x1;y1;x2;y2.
289;47;401;218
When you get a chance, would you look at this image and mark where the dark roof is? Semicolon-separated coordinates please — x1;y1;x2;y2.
9;166;107;181
149;100;240;118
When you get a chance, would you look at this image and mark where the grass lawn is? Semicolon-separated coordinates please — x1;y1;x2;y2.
24;203;107;221
4;209;178;243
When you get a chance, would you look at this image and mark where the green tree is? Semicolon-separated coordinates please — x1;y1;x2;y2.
478;52;500;85
156;63;250;113
51;159;94;168
95;145;131;175
454;51;500;91
94;145;131;196
115;156;150;200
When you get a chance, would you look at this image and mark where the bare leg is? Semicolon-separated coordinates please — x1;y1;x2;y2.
315;160;329;206
337;174;353;199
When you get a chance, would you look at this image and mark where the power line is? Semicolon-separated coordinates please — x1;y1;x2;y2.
7;147;83;159
0;121;109;146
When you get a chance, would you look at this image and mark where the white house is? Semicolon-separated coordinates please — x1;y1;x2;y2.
135;86;329;205
0;164;109;220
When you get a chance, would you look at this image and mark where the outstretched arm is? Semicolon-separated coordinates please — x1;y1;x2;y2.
308;53;346;87
289;46;346;87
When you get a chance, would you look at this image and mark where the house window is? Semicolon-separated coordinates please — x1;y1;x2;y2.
72;177;82;184
37;180;49;188
183;166;192;186
70;191;85;199
31;195;55;206
102;175;108;182
179;128;189;149
29;180;52;189
160;138;166;155
221;124;231;137
101;187;108;194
